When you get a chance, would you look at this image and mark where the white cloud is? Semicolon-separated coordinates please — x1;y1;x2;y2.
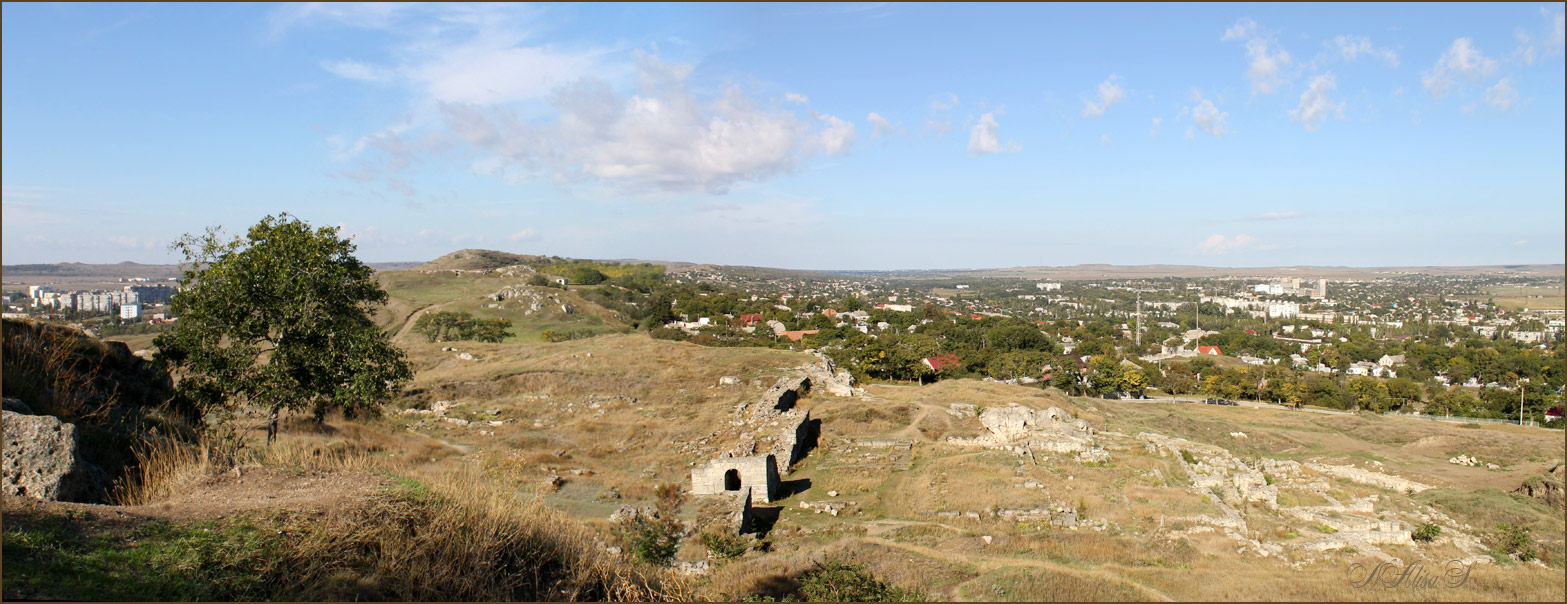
1331;35;1399;66
1188;94;1230;138
1514;6;1566;64
1484;76;1519;112
321;58;395;83
931;92;959;110
867;112;897;137
1223;18;1292;95
1248;210;1307;221
1289;73;1345;131
785;92;810;104
1150;117;1162;137
817;114;857;156
1197;233;1256;254
1081;75;1125;118
1100;134;1111;147
1422;38;1498;97
509;229;540;242
442;50;838;194
923;118;951;138
968;107;1020;155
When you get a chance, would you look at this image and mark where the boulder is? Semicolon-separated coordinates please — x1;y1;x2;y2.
2;397;34;414
2;409;110;502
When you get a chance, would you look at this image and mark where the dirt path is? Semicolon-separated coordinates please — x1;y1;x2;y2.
393;302;453;342
849;535;1176;602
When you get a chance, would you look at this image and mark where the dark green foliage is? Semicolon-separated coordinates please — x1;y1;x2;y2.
627;483;686;567
795;559;925;602
154;214;412;424
1495;523;1535;561
414;311;513;343
1412;522;1441;543
699;531;749;559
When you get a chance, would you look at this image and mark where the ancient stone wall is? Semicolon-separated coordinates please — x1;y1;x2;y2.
691;455;778;503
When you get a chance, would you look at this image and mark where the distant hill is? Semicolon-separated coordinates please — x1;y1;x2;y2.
3;261;422;285
414;249;555;272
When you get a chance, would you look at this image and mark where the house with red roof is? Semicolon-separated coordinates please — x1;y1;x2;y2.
1197;345;1222;355
923;353;962;372
738;313;763;326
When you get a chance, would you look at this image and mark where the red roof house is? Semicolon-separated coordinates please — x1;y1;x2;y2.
1197;345;1222;355
1244;329;1257;335
738;313;763;326
923;353;962;372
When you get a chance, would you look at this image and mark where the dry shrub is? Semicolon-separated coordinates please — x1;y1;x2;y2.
2;319;120;423
273;469;693;601
110;437;212;506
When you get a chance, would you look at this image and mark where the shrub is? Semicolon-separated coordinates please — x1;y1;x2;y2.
699;531;749;559
1180;450;1197;465
796;559;925;602
628;518;680;566
1412;522;1441;543
1495;523;1535;561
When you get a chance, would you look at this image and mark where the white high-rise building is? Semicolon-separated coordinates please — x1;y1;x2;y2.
120;302;141;320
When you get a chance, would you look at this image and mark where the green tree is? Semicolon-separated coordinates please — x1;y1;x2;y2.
155;214;413;444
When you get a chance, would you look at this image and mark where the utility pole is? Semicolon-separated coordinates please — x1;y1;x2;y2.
1520;378;1529;426
1136;291;1142;348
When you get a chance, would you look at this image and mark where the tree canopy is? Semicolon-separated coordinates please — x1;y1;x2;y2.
155;214;412;430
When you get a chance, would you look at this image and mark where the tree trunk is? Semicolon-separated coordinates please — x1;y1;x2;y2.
267;406;279;446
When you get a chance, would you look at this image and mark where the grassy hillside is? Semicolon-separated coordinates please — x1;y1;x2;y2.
376;269;628;344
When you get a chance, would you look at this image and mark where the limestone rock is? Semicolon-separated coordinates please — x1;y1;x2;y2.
2;409;110;502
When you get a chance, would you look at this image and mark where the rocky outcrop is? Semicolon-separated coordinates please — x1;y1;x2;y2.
2;408;110;502
950;404;1105;459
1305;463;1431;494
1513;463;1565;509
802;350;858;396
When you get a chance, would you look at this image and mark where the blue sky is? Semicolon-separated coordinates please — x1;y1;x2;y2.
4;2;1564;269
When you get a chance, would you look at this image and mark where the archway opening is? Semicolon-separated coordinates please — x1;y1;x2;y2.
724;469;742;491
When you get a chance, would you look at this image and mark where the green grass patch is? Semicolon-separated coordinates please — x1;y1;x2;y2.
2;509;280;601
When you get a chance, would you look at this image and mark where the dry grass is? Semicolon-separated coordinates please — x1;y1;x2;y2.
110;438;211;506
269;466;694;601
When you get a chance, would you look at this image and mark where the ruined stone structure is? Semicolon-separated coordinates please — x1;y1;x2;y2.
692;454;779;504
730;487;757;534
947;404;1107;461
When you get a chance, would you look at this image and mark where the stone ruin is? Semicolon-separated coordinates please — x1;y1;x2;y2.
947;404;1108;462
691;454;779;504
801;350;860;397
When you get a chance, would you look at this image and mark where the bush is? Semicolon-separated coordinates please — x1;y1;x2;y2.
1180;450;1197;465
795;559;925;602
628;518;680;566
1495;523;1535;561
699;531;749;559
1412;522;1441;543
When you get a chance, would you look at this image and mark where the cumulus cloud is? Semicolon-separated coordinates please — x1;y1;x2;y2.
1081;75;1125;118
931;92;959;110
1514;239;1529;246
968;107;1020;155
441;50;848;194
1484;76;1519;112
1289;73;1345;131
1248;210;1307;221
1197;233;1256;254
1187;94;1230;138
817;114;857;156
1223;18;1292;95
867;112;897;137
1514;6;1566;64
1331;35;1399;66
784;92;810;104
1422;38;1497;97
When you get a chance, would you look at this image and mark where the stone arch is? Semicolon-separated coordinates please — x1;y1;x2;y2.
724;469;742;491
